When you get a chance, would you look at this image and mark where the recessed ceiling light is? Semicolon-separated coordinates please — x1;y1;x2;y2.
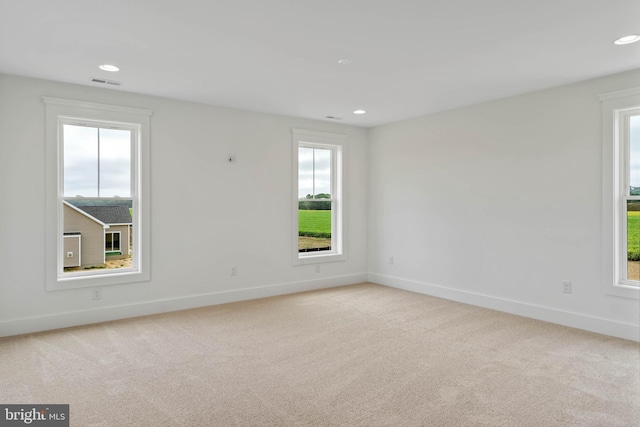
99;64;120;72
614;35;640;45
353;109;367;115
338;59;354;65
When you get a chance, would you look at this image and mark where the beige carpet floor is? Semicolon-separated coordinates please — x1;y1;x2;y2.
1;283;638;426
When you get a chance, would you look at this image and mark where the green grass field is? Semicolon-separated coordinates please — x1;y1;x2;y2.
299;210;331;238
298;210;640;257
628;211;640;259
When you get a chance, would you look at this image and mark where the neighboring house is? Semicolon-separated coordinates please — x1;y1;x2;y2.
63;201;132;268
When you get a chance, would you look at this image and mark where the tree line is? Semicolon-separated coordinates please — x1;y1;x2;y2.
298;193;331;210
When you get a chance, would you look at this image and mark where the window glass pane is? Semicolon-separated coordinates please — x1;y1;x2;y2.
62;124;134;273
298;204;332;253
113;233;120;251
106;233;113;251
627;200;640;281
100;128;131;197
631;116;640;195
298;147;314;198
63;199;132;273
298;147;331;199
313;148;331;197
63;125;98;197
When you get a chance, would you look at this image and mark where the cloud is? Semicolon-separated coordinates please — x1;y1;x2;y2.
298;147;331;198
63;124;131;197
630;116;640;187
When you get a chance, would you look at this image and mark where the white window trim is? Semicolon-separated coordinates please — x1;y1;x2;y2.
292;128;347;265
105;231;122;253
44;97;152;290
599;87;640;299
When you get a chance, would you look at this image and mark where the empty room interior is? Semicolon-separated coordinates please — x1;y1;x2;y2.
1;1;639;426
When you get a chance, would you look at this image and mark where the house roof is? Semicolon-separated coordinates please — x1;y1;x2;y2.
76;205;132;225
63;201;109;228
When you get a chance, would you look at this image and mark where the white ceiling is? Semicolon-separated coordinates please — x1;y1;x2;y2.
1;0;639;127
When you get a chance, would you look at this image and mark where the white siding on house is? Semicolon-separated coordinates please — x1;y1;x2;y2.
63;204;106;267
63;235;81;267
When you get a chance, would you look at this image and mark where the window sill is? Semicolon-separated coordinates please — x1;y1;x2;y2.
602;282;640;300
47;268;150;291
294;252;346;265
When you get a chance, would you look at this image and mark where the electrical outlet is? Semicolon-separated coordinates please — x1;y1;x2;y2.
562;281;572;294
92;288;102;300
389;256;394;265
231;265;237;276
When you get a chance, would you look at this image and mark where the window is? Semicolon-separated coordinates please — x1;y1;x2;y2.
105;231;122;253
63;121;132;266
620;110;640;284
45;98;151;290
600;88;640;299
292;129;346;264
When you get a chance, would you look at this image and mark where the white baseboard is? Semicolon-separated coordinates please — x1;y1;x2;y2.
369;273;640;343
0;273;368;338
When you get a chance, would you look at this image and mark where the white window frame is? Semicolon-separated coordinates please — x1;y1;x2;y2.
105;231;122;253
292;129;346;265
600;88;640;299
44;97;152;290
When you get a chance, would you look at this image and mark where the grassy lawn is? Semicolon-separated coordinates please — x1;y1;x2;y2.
298;210;640;256
628;211;640;259
298;210;331;251
298;210;331;238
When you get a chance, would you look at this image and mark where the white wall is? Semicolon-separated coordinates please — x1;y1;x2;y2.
2;69;639;341
0;73;369;336
368;69;640;341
